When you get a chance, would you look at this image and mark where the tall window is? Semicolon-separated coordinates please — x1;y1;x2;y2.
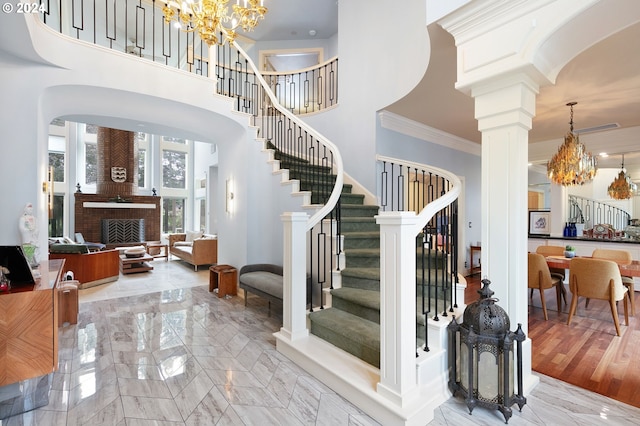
49;195;64;237
163;198;185;233
138;149;146;188
48;133;66;237
137;132;148;189
160;136;190;232
199;199;206;232
85;142;98;185
162;150;187;189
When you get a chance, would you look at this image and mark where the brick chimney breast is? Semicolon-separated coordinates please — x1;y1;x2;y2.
97;127;138;196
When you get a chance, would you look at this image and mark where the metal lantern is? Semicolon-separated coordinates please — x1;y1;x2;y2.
447;278;526;423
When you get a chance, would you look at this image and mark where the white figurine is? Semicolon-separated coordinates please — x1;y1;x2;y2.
19;203;40;265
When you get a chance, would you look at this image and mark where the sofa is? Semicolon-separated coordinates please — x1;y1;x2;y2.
49;245;119;289
168;232;218;270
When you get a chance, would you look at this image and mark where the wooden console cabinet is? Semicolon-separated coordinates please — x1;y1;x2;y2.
0;260;64;386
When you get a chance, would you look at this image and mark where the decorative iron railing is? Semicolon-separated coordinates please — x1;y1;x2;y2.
568;195;631;231
262;60;339;115
377;156;461;352
40;0;211;75
38;0;338;115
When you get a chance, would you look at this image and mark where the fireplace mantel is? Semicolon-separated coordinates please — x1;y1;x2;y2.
74;193;161;244
83;202;157;209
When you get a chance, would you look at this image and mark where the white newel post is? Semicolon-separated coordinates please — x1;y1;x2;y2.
280;212;310;341
375;211;420;406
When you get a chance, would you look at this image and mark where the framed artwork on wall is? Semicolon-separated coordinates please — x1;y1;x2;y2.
529;210;551;236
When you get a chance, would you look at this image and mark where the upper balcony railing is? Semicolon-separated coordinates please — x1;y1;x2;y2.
568;194;631;231
38;0;338;115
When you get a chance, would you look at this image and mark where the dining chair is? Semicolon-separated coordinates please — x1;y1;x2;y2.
592;248;635;315
528;253;566;320
535;245;567;280
567;258;629;336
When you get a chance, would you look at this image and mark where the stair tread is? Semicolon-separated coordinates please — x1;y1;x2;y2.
309;308;380;350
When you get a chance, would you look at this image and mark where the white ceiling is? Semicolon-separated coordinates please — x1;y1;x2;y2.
251;1;640;176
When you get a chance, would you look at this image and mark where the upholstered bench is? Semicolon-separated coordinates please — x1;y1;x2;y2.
239;264;283;315
239;264;313;316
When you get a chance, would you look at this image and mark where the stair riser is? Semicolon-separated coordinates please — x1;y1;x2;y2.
342;237;380;250
300;183;354;195
331;297;380;323
280;163;332;175
311;193;363;205
340;207;380;217
346;254;380;269
340;221;378;232
341;275;380;291
309;322;380;368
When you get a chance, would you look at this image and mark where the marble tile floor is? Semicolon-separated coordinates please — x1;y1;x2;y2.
3;259;640;425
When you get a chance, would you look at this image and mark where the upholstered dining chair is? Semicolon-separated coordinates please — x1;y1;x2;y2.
535;245;567;280
567;258;629;336
528;253;567;320
592;248;635;315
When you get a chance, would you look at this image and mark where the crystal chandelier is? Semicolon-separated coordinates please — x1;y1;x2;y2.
547;102;597;186
608;155;636;200
163;0;268;47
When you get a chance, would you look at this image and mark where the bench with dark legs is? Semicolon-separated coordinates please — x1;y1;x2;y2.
239;264;314;316
239;264;284;315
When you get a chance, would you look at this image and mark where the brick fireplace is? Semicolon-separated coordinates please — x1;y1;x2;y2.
74;127;161;245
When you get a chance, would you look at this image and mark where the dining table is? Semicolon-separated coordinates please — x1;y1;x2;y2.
545;256;640;278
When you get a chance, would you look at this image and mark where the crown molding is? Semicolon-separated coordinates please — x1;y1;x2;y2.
378;110;481;157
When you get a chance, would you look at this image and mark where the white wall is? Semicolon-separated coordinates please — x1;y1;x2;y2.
305;0;431;194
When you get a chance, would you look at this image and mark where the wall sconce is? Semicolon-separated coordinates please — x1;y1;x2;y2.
42;166;54;218
226;178;234;214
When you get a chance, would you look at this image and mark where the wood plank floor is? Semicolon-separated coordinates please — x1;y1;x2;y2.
465;274;640;408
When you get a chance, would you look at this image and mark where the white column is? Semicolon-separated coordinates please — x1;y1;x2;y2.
375;211;420;406
280;212;310;341
549;184;568;237
473;76;539;390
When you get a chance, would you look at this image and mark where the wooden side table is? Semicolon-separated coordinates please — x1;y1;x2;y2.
209;264;238;298
146;241;169;261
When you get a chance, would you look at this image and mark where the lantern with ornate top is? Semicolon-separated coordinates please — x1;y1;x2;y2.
447;278;526;423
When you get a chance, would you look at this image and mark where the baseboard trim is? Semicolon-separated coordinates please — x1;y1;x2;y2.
274;332;449;426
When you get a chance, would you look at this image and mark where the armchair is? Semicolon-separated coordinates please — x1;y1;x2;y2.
592;249;636;315
528;253;566;320
567;258;628;336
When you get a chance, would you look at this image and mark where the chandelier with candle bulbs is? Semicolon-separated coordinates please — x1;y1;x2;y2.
163;0;267;47
608;154;637;200
547;102;597;186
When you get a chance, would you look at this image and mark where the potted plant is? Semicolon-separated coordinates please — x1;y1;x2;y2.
564;245;576;258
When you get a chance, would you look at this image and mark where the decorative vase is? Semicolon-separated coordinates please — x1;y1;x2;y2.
564;251;575;258
0;272;10;292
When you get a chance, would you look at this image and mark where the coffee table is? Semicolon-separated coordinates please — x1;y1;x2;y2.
119;253;154;274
